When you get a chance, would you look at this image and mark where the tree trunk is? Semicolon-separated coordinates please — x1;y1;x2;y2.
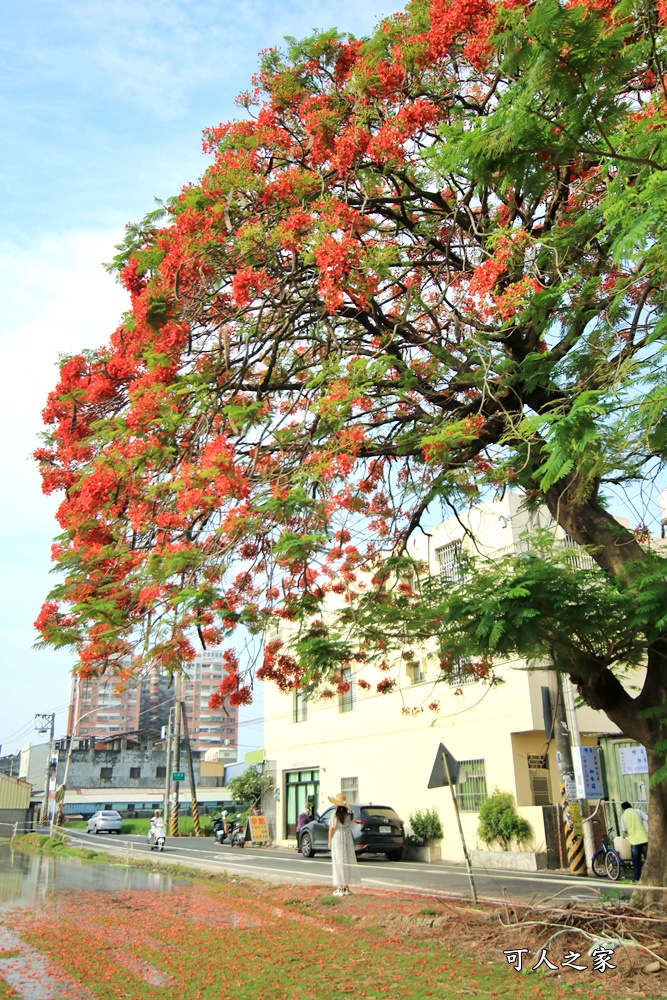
543;474;646;580
542;476;667;904
634;749;667;904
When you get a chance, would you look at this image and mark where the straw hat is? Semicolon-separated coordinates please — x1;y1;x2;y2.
328;793;348;807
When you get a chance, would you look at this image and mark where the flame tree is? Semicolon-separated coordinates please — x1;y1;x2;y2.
36;0;667;884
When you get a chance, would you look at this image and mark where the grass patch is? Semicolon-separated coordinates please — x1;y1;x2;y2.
598;888;626;903
0;881;624;1000
16;833;51;847
65;816;214;836
0;842;644;999
11;833;102;864
282;897;309;910
0;841;643;998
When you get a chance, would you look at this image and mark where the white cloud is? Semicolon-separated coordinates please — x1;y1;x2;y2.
2;0;400;123
0;230;128;753
1;230;128;504
0;0;405;752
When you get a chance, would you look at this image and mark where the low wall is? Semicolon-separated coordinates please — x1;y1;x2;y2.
404;844;442;862
470;848;548;871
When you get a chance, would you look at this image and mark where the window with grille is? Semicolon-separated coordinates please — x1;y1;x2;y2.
457;759;487;812
339;667;355;713
156;766;166;779
528;753;552;806
100;767;113;780
129;767;141;779
294;687;307;723
435;540;463;582
341;777;359;804
447;659;476;686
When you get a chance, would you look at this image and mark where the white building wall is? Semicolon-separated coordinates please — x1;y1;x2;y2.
264;495;626;861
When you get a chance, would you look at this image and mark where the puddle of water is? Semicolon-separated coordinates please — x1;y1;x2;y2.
0;847;273;999
0;843;178;908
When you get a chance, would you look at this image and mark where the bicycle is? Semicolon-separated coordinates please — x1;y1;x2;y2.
603;845;633;881
590;806;635;881
590;837;633;880
591;837;613;878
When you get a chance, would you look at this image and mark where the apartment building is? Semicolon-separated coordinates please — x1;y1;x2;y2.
67;651;239;756
181;652;239;753
67;669;144;738
262;493;631;862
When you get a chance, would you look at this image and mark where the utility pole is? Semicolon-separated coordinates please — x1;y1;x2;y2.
551;674;587;876
180;699;201;836
56;696;101;826
562;675;596;874
163;708;174;826
169;675;182;837
35;713;55;826
56;674;79;827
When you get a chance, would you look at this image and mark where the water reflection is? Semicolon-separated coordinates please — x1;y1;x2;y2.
0;844;176;908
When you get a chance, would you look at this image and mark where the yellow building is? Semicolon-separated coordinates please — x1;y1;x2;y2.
0;772;32;834
262;494;622;863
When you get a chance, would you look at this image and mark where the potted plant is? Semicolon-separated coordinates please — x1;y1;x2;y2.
472;789;544;870
405;807;443;862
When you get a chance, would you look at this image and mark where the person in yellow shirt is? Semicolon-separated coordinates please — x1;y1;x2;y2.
620;801;648;883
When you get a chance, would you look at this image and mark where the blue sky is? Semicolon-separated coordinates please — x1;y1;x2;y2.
0;0;400;755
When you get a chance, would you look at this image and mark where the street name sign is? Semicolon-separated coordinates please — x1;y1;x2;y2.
172;771;185;782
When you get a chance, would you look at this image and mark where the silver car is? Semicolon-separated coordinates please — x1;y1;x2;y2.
86;810;123;834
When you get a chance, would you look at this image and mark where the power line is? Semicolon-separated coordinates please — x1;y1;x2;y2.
4;654;500;755
0;701;72;750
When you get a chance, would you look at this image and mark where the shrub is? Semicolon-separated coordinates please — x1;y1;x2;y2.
477;790;531;851
408;807;443;846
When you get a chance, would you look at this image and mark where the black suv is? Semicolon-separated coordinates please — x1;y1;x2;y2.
298;803;404;861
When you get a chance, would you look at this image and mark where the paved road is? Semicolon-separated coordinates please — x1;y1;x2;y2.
64;829;629;904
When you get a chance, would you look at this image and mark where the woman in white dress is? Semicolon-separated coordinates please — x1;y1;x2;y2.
327;793;361;897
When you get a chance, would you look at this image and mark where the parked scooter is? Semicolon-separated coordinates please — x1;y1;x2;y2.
212;814;245;847
212;814;230;845
230;822;246;848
